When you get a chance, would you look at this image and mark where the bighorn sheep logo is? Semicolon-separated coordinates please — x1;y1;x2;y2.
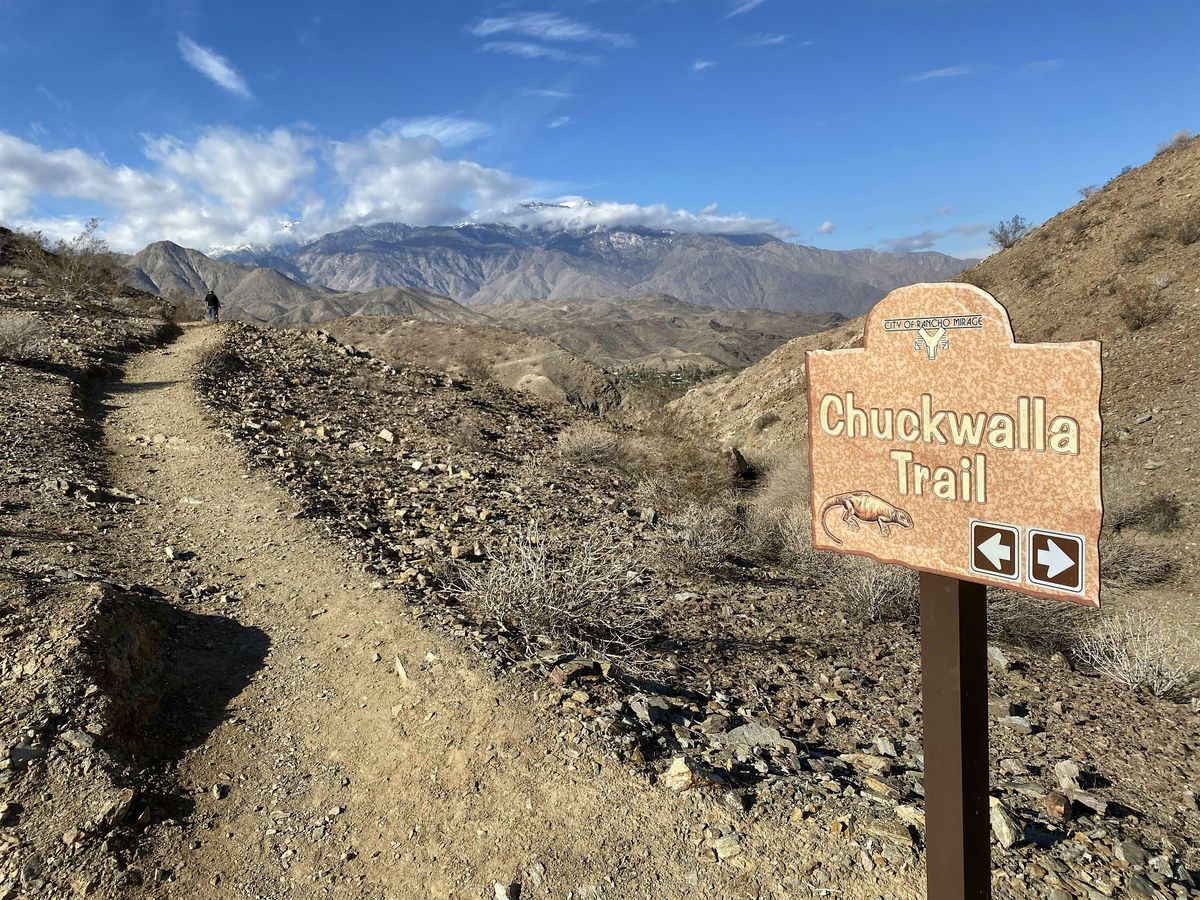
915;326;949;360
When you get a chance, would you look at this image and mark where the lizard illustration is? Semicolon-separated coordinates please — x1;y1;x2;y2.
819;491;914;545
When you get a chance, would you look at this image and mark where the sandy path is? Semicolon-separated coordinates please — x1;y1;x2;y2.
98;325;913;900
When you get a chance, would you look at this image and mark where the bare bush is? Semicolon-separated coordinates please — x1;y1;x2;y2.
988;589;1091;654
632;420;735;512
556;421;623;466
1104;482;1180;533
753;411;780;431
0;313;54;362
988;216;1031;250
1100;533;1175;588
460;524;658;665
15;219;125;302
1156;130;1195;155
1118;284;1170;330
1172;208;1200;246
1078;185;1099;199
195;341;245;382
838;559;918;624
661;500;744;572
1076;610;1198;697
458;348;494;382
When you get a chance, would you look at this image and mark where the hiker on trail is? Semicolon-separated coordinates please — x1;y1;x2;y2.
204;289;221;322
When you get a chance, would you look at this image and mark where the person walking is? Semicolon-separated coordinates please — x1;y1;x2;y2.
204;288;221;322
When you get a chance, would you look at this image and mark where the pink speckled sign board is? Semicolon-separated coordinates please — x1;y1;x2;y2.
806;283;1102;606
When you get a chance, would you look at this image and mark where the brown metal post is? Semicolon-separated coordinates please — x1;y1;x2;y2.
920;572;991;900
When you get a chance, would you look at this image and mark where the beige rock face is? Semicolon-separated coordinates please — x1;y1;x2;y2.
806;282;1102;606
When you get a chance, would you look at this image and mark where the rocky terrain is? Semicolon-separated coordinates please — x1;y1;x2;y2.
127;241;484;327
215;222;975;315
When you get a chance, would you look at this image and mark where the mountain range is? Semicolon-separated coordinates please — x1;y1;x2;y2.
127;241;482;326
215;223;976;316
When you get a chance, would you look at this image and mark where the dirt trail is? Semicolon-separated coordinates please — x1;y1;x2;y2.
100;325;912;900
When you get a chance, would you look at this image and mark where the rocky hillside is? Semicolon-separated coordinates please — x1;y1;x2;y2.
482;293;842;371
215;223;975;315
127;241;484;326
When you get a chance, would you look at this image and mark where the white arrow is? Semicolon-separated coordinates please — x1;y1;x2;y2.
978;532;1011;570
1038;539;1075;579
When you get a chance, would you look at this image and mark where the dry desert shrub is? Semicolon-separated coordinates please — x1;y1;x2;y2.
1118;284;1170;330
1156;129;1195;155
1104;479;1180;533
15;219;124;302
195;341;246;382
632;418;737;512
1172;207;1200;246
556;421;624;466
458;348;494;382
1076;610;1198;697
662;499;745;572
837;558;919;624
1100;532;1175;588
987;589;1091;654
460;523;659;666
0;312;54;362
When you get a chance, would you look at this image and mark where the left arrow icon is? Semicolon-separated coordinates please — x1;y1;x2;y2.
978;532;1011;570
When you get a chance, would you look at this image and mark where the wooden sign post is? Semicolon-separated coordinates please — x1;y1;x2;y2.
805;283;1102;899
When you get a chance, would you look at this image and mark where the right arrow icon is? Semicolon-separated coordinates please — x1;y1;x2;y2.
1037;539;1074;579
1028;529;1085;593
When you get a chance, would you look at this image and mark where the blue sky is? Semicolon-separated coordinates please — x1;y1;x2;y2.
0;0;1196;256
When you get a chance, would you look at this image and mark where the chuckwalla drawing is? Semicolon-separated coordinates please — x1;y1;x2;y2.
819;491;914;545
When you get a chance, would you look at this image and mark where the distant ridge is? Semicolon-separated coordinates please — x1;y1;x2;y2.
127;241;485;326
216;222;977;316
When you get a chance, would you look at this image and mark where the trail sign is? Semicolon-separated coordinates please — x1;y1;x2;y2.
806;283;1103;900
806;282;1103;607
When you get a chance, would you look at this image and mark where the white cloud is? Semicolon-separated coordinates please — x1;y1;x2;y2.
470;12;634;49
741;33;790;46
725;0;764;18
177;35;252;98
692;59;716;73
877;222;986;253
816;220;836;234
386;116;492;146
490;196;787;236
1020;58;1066;76
482;41;601;65
548;116;571;129
906;65;971;83
0;124;790;251
518;88;578;99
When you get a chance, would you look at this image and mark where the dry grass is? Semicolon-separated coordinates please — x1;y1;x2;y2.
458;348;494;382
556;421;624;466
1100;532;1175;588
0;312;54;362
631;411;737;513
459;523;659;666
1076;610;1198;698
